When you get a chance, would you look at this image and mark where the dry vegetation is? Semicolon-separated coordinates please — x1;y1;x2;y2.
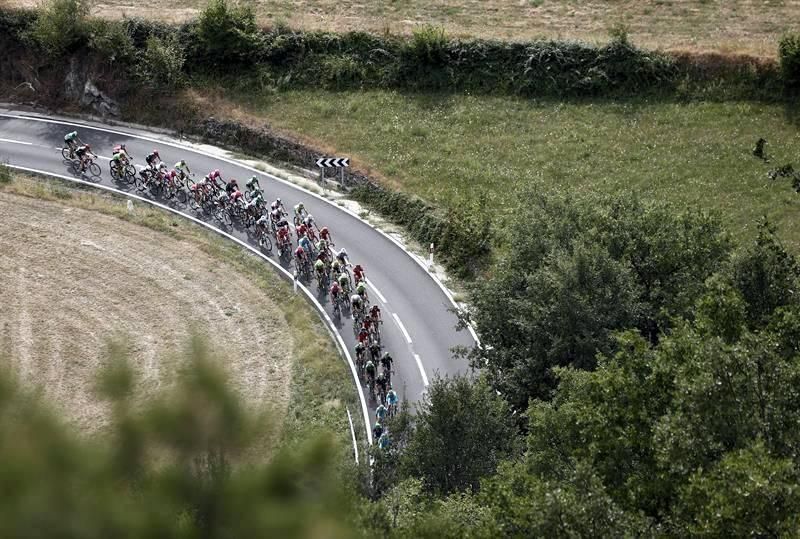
3;0;795;57
0;188;294;437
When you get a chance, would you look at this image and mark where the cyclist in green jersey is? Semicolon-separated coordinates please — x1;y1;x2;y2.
245;175;263;198
174;160;191;180
63;131;81;157
314;259;325;277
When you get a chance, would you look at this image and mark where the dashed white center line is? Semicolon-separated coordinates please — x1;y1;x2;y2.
0;138;32;145
392;313;413;344
414;354;430;387
367;279;387;304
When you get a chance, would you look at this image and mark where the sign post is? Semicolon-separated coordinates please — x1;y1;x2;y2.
429;243;434;270
316;157;350;190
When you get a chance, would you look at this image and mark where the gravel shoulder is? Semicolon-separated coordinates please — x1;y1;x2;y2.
0;189;294;436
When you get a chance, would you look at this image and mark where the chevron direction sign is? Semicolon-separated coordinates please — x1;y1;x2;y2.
316;157;350;168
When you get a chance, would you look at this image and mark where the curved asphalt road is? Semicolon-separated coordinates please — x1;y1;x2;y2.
0;110;476;425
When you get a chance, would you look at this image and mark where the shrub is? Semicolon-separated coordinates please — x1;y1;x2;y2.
87;19;136;64
406;25;448;66
27;0;89;56
779;33;800;91
194;0;260;68
135;35;186;91
0;163;11;184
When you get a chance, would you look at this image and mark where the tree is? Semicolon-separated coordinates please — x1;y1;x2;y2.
730;219;800;329
401;375;516;495
675;442;800;536
27;0;89;56
0;336;355;538
468;190;729;409
194;0;260;68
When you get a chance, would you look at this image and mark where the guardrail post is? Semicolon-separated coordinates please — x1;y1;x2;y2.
429;243;434;270
340;166;345;188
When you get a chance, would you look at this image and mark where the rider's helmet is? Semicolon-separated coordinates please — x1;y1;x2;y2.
297;202;305;211
229;178;238;185
276;198;282;205
354;264;363;272
159;161;167;169
83;144;91;151
318;239;327;250
381;352;390;361
250;175;257;181
153;149;159;157
320;226;329;235
119;144;126;150
306;214;314;223
339;248;348;258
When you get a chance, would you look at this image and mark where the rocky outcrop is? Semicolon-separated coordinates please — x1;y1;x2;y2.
79;80;120;117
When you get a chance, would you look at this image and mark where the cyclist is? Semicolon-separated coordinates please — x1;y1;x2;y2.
386;387;399;416
246;192;265;218
75;144;96;172
370;304;382;324
110;151;129;176
225;178;239;195
230;188;245;207
145;149;161;170
215;189;229;209
294;202;307;223
380;352;394;380
164;168;182;189
255;214;270;237
314;259;326;282
369;340;382;362
330;281;343;307
376;403;387;423
378;431;390;450
357;325;369;345
299;234;314;258
338;272;351;295
351;294;364;318
63;131;81;157
355;340;366;359
209;169;223;185
277;225;291;250
245;175;263;198
319;226;334;246
356;281;369;304
335;248;350;267
304;214;316;230
375;371;388;402
294;246;308;270
112;144;130;163
316;239;329;256
372;421;383;440
364;359;376;384
353;264;365;284
271;198;286;214
296;222;308;239
174;159;191;179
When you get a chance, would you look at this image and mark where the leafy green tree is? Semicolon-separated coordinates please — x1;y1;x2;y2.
675;442;800;536
401;375;516;495
135;35;187;91
0;336;355;538
27;0;89;56
468;190;729;409
194;0;260;68
480;460;649;537
730;219;800;329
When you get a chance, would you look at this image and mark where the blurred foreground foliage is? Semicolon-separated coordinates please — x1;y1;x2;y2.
0;335;354;539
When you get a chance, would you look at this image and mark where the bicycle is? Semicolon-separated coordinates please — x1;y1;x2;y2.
110;160;136;184
255;225;273;252
73;156;101;178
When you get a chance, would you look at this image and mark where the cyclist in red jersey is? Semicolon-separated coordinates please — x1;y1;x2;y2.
370;304;382;322
353;264;365;284
357;326;370;344
319;226;334;246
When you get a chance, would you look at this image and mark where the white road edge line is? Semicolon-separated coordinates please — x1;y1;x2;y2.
346;407;359;465
0;138;32;145
6;164;374;451
366;278;387;304
414;354;430;387
0;112;482;346
392;313;413;345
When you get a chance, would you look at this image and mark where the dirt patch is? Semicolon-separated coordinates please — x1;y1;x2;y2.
0;191;293;436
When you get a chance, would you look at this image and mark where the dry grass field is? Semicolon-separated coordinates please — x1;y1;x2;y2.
4;0;797;57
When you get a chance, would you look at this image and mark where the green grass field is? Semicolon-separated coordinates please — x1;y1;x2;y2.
212;89;800;251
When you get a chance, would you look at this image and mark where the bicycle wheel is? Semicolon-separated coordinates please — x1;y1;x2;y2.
61;147;72;160
188;192;200;211
109;162;120;179
176;188;188;204
259;234;272;252
135;173;148;192
88;162;101;177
